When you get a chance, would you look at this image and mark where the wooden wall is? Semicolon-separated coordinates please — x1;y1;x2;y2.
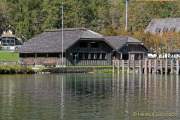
65;40;113;66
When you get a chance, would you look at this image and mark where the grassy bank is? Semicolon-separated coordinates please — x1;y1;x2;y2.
0;51;19;61
95;68;129;74
0;65;35;74
0;65;129;74
49;66;129;74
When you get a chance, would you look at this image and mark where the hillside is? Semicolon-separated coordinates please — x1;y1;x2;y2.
0;0;180;54
0;0;179;39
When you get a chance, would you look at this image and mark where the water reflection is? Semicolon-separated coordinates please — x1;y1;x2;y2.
176;75;179;114
60;75;64;120
0;73;179;120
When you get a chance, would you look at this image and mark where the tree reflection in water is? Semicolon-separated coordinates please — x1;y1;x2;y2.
0;73;179;120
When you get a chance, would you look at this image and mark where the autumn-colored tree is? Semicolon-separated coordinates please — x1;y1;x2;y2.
0;0;179;47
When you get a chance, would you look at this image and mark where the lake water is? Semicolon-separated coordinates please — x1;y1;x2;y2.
0;73;179;120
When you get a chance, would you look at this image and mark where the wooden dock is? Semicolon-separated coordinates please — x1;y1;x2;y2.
113;58;180;74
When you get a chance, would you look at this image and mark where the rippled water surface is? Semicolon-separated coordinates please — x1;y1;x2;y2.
0;73;180;120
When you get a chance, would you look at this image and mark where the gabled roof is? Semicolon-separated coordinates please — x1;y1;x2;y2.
20;28;103;53
105;36;142;50
145;18;180;34
20;28;144;53
0;30;23;44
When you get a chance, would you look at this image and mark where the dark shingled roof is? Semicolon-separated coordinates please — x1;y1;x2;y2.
20;28;143;53
145;18;180;34
20;28;103;53
105;36;142;50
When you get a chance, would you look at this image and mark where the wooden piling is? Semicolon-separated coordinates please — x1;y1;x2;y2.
170;59;173;74
127;60;130;73
165;58;168;74
118;60;120;74
133;60;135;73
176;59;179;75
144;58;147;74
112;58;179;75
113;60;115;73
148;59;151;73
153;59;157;73
139;60;142;73
160;59;163;74
122;60;125;74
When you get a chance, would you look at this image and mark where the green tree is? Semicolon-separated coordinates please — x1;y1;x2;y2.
1;0;179;41
0;1;11;34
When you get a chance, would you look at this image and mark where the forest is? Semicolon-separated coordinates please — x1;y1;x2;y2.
0;0;180;53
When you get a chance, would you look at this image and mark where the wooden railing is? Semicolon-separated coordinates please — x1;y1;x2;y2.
20;57;64;66
72;48;110;52
112;58;180;74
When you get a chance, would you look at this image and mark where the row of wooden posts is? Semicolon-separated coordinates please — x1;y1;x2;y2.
112;58;180;74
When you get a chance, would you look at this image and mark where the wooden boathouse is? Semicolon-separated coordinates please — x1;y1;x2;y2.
19;28;148;66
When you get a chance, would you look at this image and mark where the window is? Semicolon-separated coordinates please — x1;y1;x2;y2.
170;27;176;32
84;53;88;59
78;53;108;60
79;42;88;48
79;41;100;48
37;53;47;57
7;40;10;44
20;53;35;58
90;53;94;60
10;40;15;46
122;54;129;60
48;53;60;57
88;53;91;59
79;53;83;60
162;27;168;32
2;38;7;46
102;53;107;60
97;53;101;60
90;42;98;48
73;53;78;60
20;53;25;57
155;28;161;33
1;37;15;46
94;53;97;59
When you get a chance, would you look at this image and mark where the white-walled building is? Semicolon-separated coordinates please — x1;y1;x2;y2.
145;18;180;35
0;30;22;51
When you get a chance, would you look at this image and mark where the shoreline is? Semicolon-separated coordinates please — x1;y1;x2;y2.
0;65;115;74
0;65;35;74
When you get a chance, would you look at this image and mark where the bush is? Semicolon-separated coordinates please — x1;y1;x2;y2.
0;65;35;74
0;45;2;50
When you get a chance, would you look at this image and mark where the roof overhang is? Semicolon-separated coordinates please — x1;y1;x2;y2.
66;38;115;51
